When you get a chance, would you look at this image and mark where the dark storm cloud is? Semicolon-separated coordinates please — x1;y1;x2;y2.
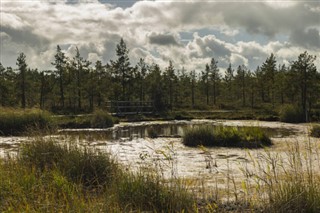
148;33;180;46
1;26;50;51
290;28;320;49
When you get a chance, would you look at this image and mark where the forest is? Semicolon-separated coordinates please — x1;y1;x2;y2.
0;38;319;122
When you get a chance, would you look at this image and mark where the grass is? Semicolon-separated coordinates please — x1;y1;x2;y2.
0;108;53;136
182;125;272;148
310;125;320;138
269;175;320;212
256;140;320;212
1;124;320;212
0;108;117;136
54;110;117;129
0;159;106;212
19;139;117;189
109;171;193;212
0;137;194;212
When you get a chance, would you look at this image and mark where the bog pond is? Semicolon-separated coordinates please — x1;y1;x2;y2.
1;119;319;195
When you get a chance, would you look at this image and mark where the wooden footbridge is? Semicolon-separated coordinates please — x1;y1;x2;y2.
106;101;155;116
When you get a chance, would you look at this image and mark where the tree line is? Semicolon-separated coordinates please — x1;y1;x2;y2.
0;38;319;120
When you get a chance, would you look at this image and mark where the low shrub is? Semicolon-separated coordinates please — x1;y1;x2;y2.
182;126;272;148
310;125;320;138
0;108;52;136
90;110;114;128
147;127;158;138
279;104;305;123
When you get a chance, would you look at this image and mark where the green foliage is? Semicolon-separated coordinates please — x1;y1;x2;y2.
90;110;114;128
310;125;320;138
2;44;320;122
19;139;117;188
279;104;304;123
0;108;52;136
112;172;193;212
0;161;100;212
182;125;272;148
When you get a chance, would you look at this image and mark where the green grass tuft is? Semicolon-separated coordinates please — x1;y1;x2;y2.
110;171;193;212
182;125;272;148
0;108;53;136
19;139;117;189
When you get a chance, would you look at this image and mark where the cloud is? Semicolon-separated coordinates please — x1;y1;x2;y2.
290;28;320;49
187;33;232;59
148;32;180;46
0;0;319;71
230;53;248;67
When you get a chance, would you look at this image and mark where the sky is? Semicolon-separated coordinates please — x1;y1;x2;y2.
1;0;319;73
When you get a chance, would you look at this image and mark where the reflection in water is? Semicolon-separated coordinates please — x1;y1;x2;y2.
61;122;296;141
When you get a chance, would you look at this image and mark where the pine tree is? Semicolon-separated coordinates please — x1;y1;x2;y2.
291;51;317;121
16;53;27;108
209;58;220;105
111;38;131;101
261;53;277;107
224;63;234;102
52;45;67;108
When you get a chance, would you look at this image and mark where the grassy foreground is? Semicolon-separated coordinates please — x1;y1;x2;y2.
182;126;272;148
1;134;320;212
0;138;193;212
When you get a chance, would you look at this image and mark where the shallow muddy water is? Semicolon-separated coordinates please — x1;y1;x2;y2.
59;119;298;140
1;119;319;196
